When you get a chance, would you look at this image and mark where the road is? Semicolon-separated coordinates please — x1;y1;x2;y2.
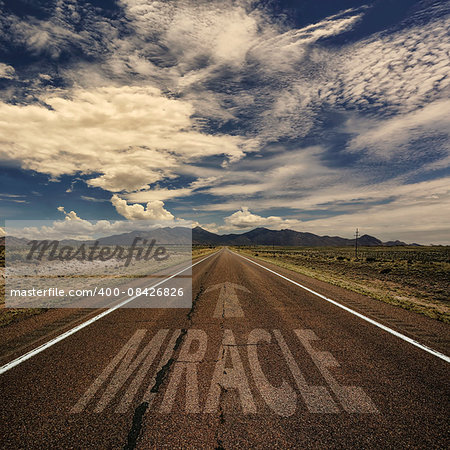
0;248;449;448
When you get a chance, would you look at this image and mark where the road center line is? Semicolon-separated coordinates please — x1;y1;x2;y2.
0;251;219;376
232;250;450;363
206;282;247;318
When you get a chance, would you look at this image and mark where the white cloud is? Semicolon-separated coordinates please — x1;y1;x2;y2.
114;2;366;143
163;4;260;69
0;193;26;199
346;99;450;159
111;194;174;221
120;0;266;71
297;190;450;245
9;205;191;240
198;146;343;205
62;2;448;151
205;177;450;244
199;175;450;214
191;221;219;233
0;63;15;79
224;207;301;230
249;8;364;74
80;196;109;203
124;188;193;203
323;15;450;114
57;206;83;221
0;86;256;192
202;223;219;233
188;177;219;190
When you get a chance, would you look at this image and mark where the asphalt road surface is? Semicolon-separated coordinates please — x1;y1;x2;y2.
1;248;449;449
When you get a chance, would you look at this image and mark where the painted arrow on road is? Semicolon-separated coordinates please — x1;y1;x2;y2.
205;282;250;318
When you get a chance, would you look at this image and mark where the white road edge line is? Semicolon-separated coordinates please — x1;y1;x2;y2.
0;251;219;376
232;250;450;363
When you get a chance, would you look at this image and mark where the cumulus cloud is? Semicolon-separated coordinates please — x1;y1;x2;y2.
9;205;190;241
191;221;219;233
111;194;174;221
57;205;83;221
224;207;301;230
0;63;15;79
0;86;255;192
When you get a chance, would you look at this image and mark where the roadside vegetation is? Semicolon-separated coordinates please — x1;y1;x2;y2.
192;245;219;259
234;245;450;323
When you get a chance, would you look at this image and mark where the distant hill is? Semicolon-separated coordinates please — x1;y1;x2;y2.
190;226;224;245
0;236;30;246
192;226;403;247
96;226;191;245
0;226;409;247
384;240;408;247
0;228;192;247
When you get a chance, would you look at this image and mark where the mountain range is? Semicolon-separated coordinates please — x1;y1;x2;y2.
191;227;406;246
1;226;411;247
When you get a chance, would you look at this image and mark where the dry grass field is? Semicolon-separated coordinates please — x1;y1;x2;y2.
235;245;450;323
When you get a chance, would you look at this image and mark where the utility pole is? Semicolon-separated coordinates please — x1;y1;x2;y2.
354;228;359;260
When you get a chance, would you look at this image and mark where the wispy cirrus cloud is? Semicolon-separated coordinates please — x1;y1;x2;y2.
296;185;450;245
323;11;450;115
345;99;450;160
124;188;194;203
201;177;450;243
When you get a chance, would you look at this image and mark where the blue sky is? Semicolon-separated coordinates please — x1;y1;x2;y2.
0;0;449;243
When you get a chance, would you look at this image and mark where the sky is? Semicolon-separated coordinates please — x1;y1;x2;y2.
0;0;449;244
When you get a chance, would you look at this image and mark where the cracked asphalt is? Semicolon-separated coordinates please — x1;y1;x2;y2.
0;248;449;448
